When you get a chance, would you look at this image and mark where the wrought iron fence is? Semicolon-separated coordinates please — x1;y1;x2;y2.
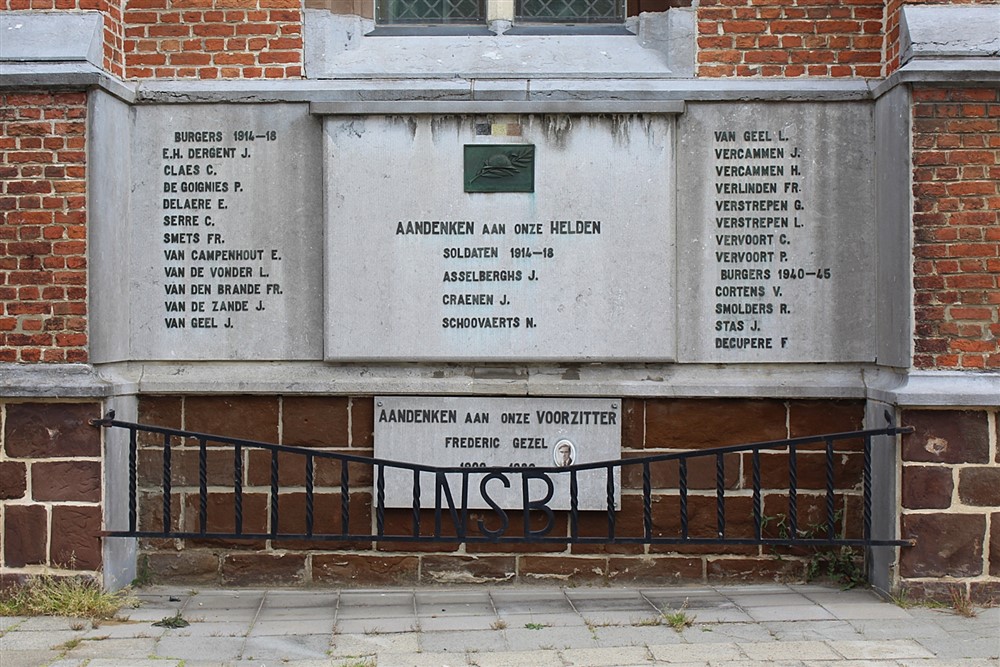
92;413;913;548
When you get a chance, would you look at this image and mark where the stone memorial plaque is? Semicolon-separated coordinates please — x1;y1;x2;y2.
324;114;675;361
375;396;622;510
676;102;876;362
126;104;323;360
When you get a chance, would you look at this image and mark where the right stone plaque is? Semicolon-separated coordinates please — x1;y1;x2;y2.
677;102;876;363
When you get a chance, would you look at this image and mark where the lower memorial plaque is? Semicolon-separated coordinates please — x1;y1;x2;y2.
374;396;622;510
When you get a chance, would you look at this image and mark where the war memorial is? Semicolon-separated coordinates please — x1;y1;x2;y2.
0;0;998;603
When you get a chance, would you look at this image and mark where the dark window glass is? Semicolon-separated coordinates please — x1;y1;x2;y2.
517;0;623;22
377;0;485;23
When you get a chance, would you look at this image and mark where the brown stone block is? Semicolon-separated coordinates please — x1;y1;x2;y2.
788;400;864;438
645;494;758;556
644;399;786;450
421;555;516;584
351;397;374;447
751;451;862;491
5;402;101;457
376;508;461;553
271;491;371;550
465;510;570;554
182;491;268;546
3;504;48;566
970;581;1000;606
31;460;100;502
138;446;236;488
245;449;359;487
621;399;643;449
707;556;805;582
607;556;703;584
902;409;989;464
622;452;741;491
990;512;1000;577
137;396;182;446
145;550;220;584
520;555;606;583
138;490;181;534
1;572;30;592
900;513;985;577
185;396;278;443
282;396;350;447
50;505;102;570
221;552;306;586
958;466;1000;506
0;461;27;499
760;492;850;543
312;553;419;585
897;580;962;604
572;496;659;554
901;465;954;509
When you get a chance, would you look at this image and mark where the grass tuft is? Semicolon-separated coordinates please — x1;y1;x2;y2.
0;575;137;620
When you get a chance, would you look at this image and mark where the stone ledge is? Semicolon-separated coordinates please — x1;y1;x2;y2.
0;364;112;399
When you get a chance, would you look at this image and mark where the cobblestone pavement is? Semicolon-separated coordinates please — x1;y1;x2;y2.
1;583;997;666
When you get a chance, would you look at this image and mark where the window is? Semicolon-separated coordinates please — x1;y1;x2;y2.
376;0;486;24
517;0;622;23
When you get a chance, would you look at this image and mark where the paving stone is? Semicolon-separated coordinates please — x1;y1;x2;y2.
737;640;840;661
419;613;501;631
7;616;86;631
163;621;251;637
914;636;1000;659
375;651;468;667
591;624;685;647
0;627;83;649
240;634;333;660
846;618;951;641
820;602;915;620
582;610;662;626
0;650;65;667
79;661;185;667
728;593;814;607
248;618;336;635
82;622;165;639
155;635;246;661
336;616;419;634
679;622;775;643
744;605;836;622
503;624;597;650
329;631;420;656
648;641;743;662
497;611;588;627
419;628;509;653
829;638;936;660
760;620;862;642
472;648;565;666
560;645;652;665
68;637;160;659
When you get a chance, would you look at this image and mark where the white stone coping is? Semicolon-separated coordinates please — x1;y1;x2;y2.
900;5;1000;64
310;99;686;114
2;363;996;408
0;11;103;65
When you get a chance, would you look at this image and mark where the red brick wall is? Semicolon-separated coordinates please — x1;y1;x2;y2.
0;92;88;364
122;0;303;79
899;408;1000;604
0;402;104;586
696;0;884;78
912;87;1000;370
135;395;869;586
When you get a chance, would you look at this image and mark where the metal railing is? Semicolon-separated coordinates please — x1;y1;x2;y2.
92;413;913;548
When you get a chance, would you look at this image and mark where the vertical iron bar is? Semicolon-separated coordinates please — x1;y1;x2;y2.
305;454;314;537
270;449;279;538
642;462;652;540
606;466;615;541
128;428;137;534
716;453;725;538
788;444;798;539
198;438;207;535
825;437;836;540
752;449;762;540
863;435;872;542
412;470;421;537
340;460;350;536
376;464;385;537
570;470;579;541
679;458;689;540
162;434;172;535
234;444;243;535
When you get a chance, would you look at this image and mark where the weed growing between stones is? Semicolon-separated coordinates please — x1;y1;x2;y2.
662;600;694;632
761;511;866;589
0;575;137;620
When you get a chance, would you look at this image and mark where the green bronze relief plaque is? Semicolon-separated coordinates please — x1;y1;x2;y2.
464;144;535;193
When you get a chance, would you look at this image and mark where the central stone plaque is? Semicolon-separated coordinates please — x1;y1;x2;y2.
324;114;675;361
375;396;621;510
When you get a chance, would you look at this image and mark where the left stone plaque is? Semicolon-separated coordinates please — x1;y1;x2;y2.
123;105;323;360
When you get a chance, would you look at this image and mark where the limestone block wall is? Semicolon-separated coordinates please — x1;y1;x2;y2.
911;86;1000;371
134;395;873;587
899;408;1000;604
0;401;105;587
0;92;89;364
